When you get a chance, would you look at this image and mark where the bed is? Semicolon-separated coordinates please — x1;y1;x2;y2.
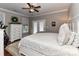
19;33;79;56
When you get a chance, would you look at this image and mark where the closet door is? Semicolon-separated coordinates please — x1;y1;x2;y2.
38;20;45;32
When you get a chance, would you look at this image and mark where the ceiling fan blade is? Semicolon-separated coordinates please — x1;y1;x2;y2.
35;6;41;8
22;8;30;9
34;9;39;12
27;3;32;7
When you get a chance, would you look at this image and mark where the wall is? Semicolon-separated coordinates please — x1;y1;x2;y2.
0;9;29;36
29;10;69;33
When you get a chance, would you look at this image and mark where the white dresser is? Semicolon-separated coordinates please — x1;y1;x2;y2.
10;24;22;42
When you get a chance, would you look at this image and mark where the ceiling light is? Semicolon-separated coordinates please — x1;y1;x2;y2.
30;9;34;12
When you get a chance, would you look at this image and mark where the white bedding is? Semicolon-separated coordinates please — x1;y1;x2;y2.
19;33;79;56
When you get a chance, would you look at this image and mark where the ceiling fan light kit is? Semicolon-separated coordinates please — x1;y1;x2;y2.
30;9;34;12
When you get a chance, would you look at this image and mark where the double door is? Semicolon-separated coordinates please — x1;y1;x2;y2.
33;20;45;34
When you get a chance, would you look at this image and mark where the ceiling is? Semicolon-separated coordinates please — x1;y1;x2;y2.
0;3;71;17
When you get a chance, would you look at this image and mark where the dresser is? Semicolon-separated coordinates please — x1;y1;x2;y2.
10;24;22;42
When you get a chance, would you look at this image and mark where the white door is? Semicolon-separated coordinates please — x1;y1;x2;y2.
39;20;45;32
0;29;4;56
33;21;38;34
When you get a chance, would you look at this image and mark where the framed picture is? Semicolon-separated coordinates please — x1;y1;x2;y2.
52;21;56;27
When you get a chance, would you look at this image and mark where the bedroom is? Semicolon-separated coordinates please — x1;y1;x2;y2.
0;3;79;56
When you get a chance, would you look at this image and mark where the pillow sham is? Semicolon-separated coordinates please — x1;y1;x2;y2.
67;32;75;45
57;23;71;45
72;33;79;48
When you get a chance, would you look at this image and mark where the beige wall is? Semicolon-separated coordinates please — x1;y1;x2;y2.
0;8;70;35
29;11;69;33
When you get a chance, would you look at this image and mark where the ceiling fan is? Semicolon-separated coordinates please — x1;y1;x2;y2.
22;3;41;13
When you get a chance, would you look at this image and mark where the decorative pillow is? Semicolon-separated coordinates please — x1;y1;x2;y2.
67;32;75;45
57;23;71;45
72;33;79;48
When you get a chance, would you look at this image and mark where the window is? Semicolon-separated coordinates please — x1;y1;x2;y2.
73;20;79;33
77;21;79;33
0;12;5;25
22;25;28;33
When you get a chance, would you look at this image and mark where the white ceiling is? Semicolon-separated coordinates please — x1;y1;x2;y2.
0;3;71;17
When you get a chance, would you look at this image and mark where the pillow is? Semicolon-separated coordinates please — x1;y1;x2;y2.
57;23;71;45
67;32;75;45
72;33;79;48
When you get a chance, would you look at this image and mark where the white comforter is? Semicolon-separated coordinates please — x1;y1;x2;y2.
19;33;79;56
